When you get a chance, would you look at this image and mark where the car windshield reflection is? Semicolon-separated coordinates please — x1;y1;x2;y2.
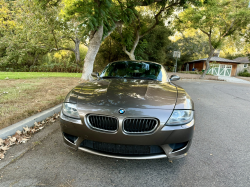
100;61;162;81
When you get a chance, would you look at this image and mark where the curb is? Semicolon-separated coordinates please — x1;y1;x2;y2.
0;104;62;139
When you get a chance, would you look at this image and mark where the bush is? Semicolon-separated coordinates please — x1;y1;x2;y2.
238;69;250;77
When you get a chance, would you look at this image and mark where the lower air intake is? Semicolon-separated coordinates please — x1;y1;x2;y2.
80;140;164;155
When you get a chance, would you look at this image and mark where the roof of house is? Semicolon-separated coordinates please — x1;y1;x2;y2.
187;57;239;64
233;57;250;64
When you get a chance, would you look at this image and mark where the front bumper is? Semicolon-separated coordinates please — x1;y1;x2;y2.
60;111;194;160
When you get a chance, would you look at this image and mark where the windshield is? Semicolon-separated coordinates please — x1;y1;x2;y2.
100;61;165;81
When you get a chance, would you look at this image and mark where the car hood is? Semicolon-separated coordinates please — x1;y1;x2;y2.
76;79;177;110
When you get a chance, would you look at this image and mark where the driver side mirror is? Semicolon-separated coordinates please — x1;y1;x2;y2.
170;75;180;81
91;72;99;78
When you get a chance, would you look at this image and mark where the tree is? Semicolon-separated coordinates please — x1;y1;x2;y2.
0;0;55;68
94;23;174;72
39;0;202;80
63;0;123;80
0;0;87;70
0;0;16;60
64;0;203;80
243;25;250;57
133;23;174;64
49;17;85;65
171;30;210;67
116;0;185;60
176;0;250;78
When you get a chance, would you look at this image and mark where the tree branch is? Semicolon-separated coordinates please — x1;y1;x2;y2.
200;28;209;36
131;30;140;54
103;21;123;40
221;20;235;38
117;24;129;54
51;29;58;49
139;2;179;38
69;37;76;43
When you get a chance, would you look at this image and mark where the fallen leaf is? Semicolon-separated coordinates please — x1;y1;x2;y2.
34;122;39;127
13;132;20;138
0;112;60;161
21;138;29;143
23;126;30;132
17;137;23;143
9;137;16;143
0;153;4;160
30;129;36;133
50;119;55;123
0;146;10;151
3;139;11;146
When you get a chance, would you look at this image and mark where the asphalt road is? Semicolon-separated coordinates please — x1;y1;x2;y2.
1;80;250;187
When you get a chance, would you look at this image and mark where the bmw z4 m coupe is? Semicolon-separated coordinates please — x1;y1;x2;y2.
60;60;195;160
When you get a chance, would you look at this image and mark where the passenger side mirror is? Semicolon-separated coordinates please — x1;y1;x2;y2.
91;72;99;78
170;75;180;81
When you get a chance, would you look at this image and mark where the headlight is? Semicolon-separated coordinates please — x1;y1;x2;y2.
165;110;193;126
62;103;80;119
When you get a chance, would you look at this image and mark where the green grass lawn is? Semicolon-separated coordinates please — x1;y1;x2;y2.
0;72;82;80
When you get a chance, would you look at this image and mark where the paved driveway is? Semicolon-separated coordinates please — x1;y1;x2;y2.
1;80;250;187
218;76;250;84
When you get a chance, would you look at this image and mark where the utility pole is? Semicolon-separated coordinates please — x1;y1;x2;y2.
173;51;181;73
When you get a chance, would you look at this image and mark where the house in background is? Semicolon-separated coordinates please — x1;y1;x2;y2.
233;57;250;75
183;52;240;77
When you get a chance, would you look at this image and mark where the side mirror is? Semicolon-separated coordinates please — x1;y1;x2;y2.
170;75;180;81
91;72;99;78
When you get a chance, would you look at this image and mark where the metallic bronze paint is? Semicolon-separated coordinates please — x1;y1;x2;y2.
60;61;195;160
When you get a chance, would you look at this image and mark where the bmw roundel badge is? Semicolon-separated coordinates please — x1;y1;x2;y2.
118;109;125;114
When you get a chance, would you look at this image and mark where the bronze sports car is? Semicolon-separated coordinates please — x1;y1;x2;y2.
60;60;194;160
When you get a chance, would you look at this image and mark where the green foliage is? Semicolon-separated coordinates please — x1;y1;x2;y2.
0;0;61;67
173;30;210;64
176;0;250;50
64;0;121;38
0;0;87;72
94;24;175;72
238;69;250;77
136;25;174;65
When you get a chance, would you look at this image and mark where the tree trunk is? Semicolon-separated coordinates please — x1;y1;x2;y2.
33;53;39;65
81;25;103;81
74;38;81;65
123;31;139;60
123;48;136;60
200;43;215;78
